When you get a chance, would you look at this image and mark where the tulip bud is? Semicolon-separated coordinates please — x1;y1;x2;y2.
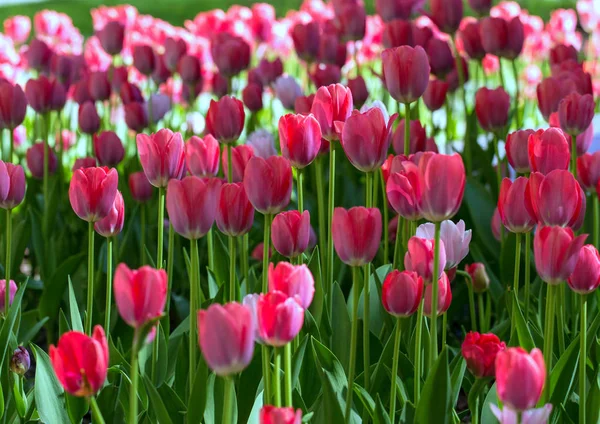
178;54;201;86
480;17;524;59
94;191;125;238
430;0;463;34
0;279;17;311
274;75;303;110
260;406;302;424
577;152;600;192
495;347;546;411
257;291;304;347
475;87;510;133
78;101;100;135
382;270;423;317
124;102;148;132
72;157;96;171
120;82;144;105
347;76;369;109
498;177;536;233
26;38;52;72
150;55;172;84
205;96;245;144
210;32;251;78
129;172;153;203
26;142;57;179
465;263;490;293
536;76;573;120
133;44;156;76
382;19;414;49
88;71;111;102
10;346;30;376
164;37;188;73
461;332;506;378
216;182;254;237
268;262;315;309
567;244;600;295
423;78;449;112
332;207;382;267
244;156;293;215
292;21;320;62
405;236;447;283
311;84;353;141
534;225;587;285
0;82;27;130
212;73;229;98
242;83;263;112
97;21;125;56
527;128;570;175
416;220;471;270
271;210;310;259
558;92;594;136
25;76;53;114
278;114;322;169
319;32;347;67
393;119;427;155
382;46;430;104
222;145;255;183
69;166;119;223
93;131;124;167
424;272;452;316
458;20;485;60
136;129;185;188
386;170;421;220
427;37;455;78
186;135;220;178
0;162;26;210
506;129;534;173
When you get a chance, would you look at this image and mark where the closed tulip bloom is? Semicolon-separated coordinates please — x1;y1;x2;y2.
257;57;284;86
416;220;471;270
128;172;153;203
490;404;553;424
94;131;124;167
0;163;25;210
257;291;304;347
221;145;254;183
278;114;322;169
178;54;202;86
186;135;220;178
94;191;125;238
496;347;546;411
242;83;263;112
348;76;369;109
136;129;185;188
78;102;100;135
427;37;455;78
375;0;424;22
120;82;144;105
311;64;343;89
73;157;97;171
534;225;587;285
332;207;382;266
475;87;510;133
424;272;452;316
10;346;30;376
527;128;570;175
50;326;108;397
0;82;27;129
97;21;124;55
382;46;430;104
211;32;251;77
268;262;315;309
133;44;155;76
292;21;320;62
506;129;534;173
205;96;245;145
338;2;366;41
465;263;490;293
164;37;187;73
381;154;406;183
25;75;53;114
536;76;569;120
244;156;292;215
260;406;302;424
468;0;492;15
69;166;119;222
166;177;220;240
271;210;310;259
26;38;52;72
567;245;600;294
526;170;584;228
461;332;506;378
216;182;254;236
114;264;167;328
405;236;447;282
310;84;353;141
558;92;594;136
26;143;57;179
87;71;111;102
198;302;255;376
386;171;421;220
382;270;423;317
550;44;578;66
498;177;536;233
430;0;463;34
294;94;315;114
382;19;414;49
0;280;17;311
577;152;600;191
392;119;431;155
423;78;449;112
480;17;524;59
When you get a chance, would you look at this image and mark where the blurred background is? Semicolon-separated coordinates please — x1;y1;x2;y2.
0;0;577;35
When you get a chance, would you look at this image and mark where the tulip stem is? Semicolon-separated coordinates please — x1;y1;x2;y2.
414;299;424;403
222;377;234;424
229;235;236;302
262;214;272;292
4;208;11;315
8;126;14;164
345;266;360;423
262;345;272;404
85;222;95;335
315;157;327;281
157;187;165;269
42;113;49;215
390;317;401;422
241;234;249;283
442;312;447;347
543;284;557;402
227;144;233;183
207;228;215;271
274;348;282;407
140;204;146;265
458;270;477;332
511;59;521;130
478;294;486;333
579;294;587;424
511;233;522;337
129;333;139;424
493;134;502;198
327;142;336;311
571;135;578;179
297;168;304;213
380;170;389;264
392;216;402;269
524;232;531;318
167;223;175;306
594;196;599;249
363;172;373;416
404;103;411;156
557;285;566;355
104;238;113;337
451;35;471;175
89;396;106;424
189;238;199;395
284;343;293;406
429;221;441;367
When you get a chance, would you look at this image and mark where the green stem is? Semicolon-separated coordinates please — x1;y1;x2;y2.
468;378;489;424
227;144;233;183
241;234;249;283
262;214;272;292
104;238;113;337
262;345;272;404
579;294;587;424
167;223;174;307
207;228;215;271
594;196;599;249
229;235;237;302
129;334;139;424
315;157;327;278
442;312;447;347
9;127;14;164
222;377;234;424
452;36;471;175
404;103;411;156
543;284;557;402
363;172;373;404
89;396;106;424
414;299;424;403
4;209;11;315
140;205;146;265
493;134;502;198
42;114;49;213
380;170;389;264
511;59;521;129
557;285;566;355
85;222;95;335
327;142;336;303
274;348;281;407
511;233;522;336
458;270;477;331
524;232;531;317
571;134;578;179
297;168;304;213
390;317;401;422
478;294;486;333
345;266;360;423
189;238;199;395
429;221;441;367
157;187;165;269
392;216;402;269
284;343;293;406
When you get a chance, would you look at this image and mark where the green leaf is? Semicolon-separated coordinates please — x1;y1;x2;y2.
587;373;600;424
311;337;348;423
292;335;309;390
307;246;324;325
353;384;376;419
549;336;580;407
512;291;536;351
331;282;351;373
17;311;49;345
480;383;498;424
65;393;88;424
464;178;500;258
157;383;186;424
415;348;451;424
450;356;467;408
374;394;392;424
67;277;83;333
31;343;70;424
0;281;27;371
39;252;85;320
142;374;174;424
187;358;208;424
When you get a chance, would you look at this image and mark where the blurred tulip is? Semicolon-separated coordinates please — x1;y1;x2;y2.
506;129;534;173
405;236;447;282
242;83;263;112
310;64;342;88
271;210;311;259
338;2;366;41
260;406;302;424
382;270;423;317
319;32;347;67
0;82;27;130
69;166;119;223
25;76;53;114
558;92;594;136
423;78;449;112
496;347;546;411
88;71;111;102
310;83;353;141
133;44;155;76
0;163;25;210
164;37;188;73
465;263;490;293
94;191;125;238
51;55;73;86
490;404;553;424
222;145;254;183
468;0;491;14
536;76;572;120
26;142;57;179
347;77;368;112
527;128;570;175
382;19;414;49
427;37;455;78
480;17;524;59
423;272;452;316
375;0;424;22
393;119;429;155
461;332;506;378
416;219;471;270
136;129;185;188
10;346;30;376
0;280;17;311
216;182;254;237
459;21;486;59
382;46;430;104
72;157;96;171
211;32;251;77
257;291;304;347
274;75;303;110
3;16;31;45
534;225;587;285
94;131;124;167
492;207;502;241
151;54;171;85
429;0;463;34
79;102;100;135
475;87;510;133
128;172;153;203
205;96;245;144
577;152;600;192
332;207;382;267
97;21;124;55
292;21;320;62
549;44;578;67
178;54;202;86
109;66;129;94
568;244;600;294
244;156;292;214
120;82;144;104
186;135;220;178
257;57;284;86
498;177;536;233
268;262;314;309
26;38;52;72
247;130;277;159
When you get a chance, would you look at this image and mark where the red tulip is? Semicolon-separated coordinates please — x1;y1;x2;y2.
25;75;54;114
534;225;587;285
0;82;27;130
216;182;254;236
348;76;369;109
128;172;153;203
527;128;570;175
26;38;52;72
243;156;293;215
278;113;322;169
94;190;124;238
178;54;202;86
94;131;124;167
381;46;430;104
465;263;490;293
536;76;574;121
310;84;353;141
375;0;424;22
0;280;17;311
426;37;455;78
222;145;255;183
205;96;245;145
381;154;407;183
480;17;524;59
73;157;97;171
386;171;422;220
404;236;446;283
0;162;25;210
260;406;302;424
114;264;167;328
332;207;382;266
292;21;321;62
271;210;311;259
257;291;304;347
491;207;502;242
526;170;584;228
150;54;171;85
88;71;111;102
242;83;263;112
211;32;251;77
382;270;423;317
461;332;506;378
318;32;347;67
78;101;100;135
257;57;284;86
498;177;536;233
133;44;155;76
166;176;221;240
495;347;546;411
558;92;594;136
26;142;57;179
549;44;578;67
577;152;600;192
198;302;255;376
338;2;366;42
392;119;437;155
69;166;119;223
505;129;534;173
136;129;185;188
268;262;315;309
120;82;144;104
468;0;492;15
186;135;220;178
429;0;463;34
97;21;125;55
164;37;188;73
423;78;449;112
382;19;414;49
51;54;74;86
412;25;433;48
310;63;342;88
50;326;108;397
568;244;600;295
475;87;510;133
423;272;452;316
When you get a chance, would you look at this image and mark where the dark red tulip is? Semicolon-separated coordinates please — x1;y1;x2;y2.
375;0;424;22
136;129;185;188
468;0;492;14
72;157;97;171
292;21;320;63
257;58;284;86
458;20;486;60
186;135;220;178
310;83;353;141
72;78;92;105
94;131;124;167
97;21;125;56
506;129;534;173
49;80;66;112
392;119;437;154
124;102;148;132
558;92;595;136
310;64;342;88
216;182;254;237
26;38;52;72
498;177;536;233
205;96;245;144
51;54;73;86
243;83;264;112
427;37;455;78
132;44;156;76
348;76;369;109
88;71;111;102
318;32;347;68
69;166;119;222
423;78;449;112
332;207;382;266
382;46;430;104
78;102;100;135
568;245;600;294
549;44;578;67
0;162;26;210
337;2;366;42
164;37;188;73
475;87;511;133
178;54;202;86
445;55;470;92
25;76;53;114
152;54;171;85
211;32;251;77
0;82;27;130
577;152;600;192
243;156;293;214
271;210;311;259
294;94;315;115
527;128;570;175
278;113;322;169
212;73;229;98
430;0;463;34
412;25;433;48
120;82;144;105
382;19;414;49
480;17;524;59
128;171;153;203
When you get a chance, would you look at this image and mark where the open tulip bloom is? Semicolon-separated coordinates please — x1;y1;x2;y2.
2;3;600;424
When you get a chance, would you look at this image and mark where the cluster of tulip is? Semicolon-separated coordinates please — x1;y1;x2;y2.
0;0;600;423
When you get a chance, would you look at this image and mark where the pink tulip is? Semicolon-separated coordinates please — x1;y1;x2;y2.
26;142;57;179
3;16;31;45
268;262;315;309
185;135;220;178
527;128;570;175
136;129;185;188
260;406;303;424
382;270;423;317
465;263;490;293
0;280;17;311
278;113;322;169
243;156;293;215
94;190;125;238
128;172;153;203
205;96;245;144
496;347;546;411
332;207;382;266
386;170;422;221
381;46;430;104
222;145;255;183
577;152;600;192
69;166;119;223
94;131;124;167
567;244;600;294
423;272;452;316
216;182;254;237
506;129;534;173
310;84;353;141
490;404;553;424
0;162;26;210
404;236;446;283
498;177;536;233
257;291;304;347
271;210;311;259
534;225;587;285
558;92;595;136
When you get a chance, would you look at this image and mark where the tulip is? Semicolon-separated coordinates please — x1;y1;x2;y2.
381;46;430;104
495;347;546;411
3;16;31;45
382;154;405;183
506;129;534;173
465;263;490;293
549;44;578;66
97;21;124;56
382;270;423;317
274;76;303;110
257;291;304;347
243;156;293;215
567;244;600;294
69;166;119;223
210;32;251;77
260;406;302;424
166;176;220;240
310;84;353;141
247;130;277;159
332;207;382;267
416;220;471;270
0;82;27;130
128;172;153;203
475;87;510;133
73;157;97;171
347;76;369;109
498;177;536;233
492;207;502;242
480;17;524;59
25;76;54;114
114;264;167;328
164;37;188;73
0;163;25;210
461;332;506;378
26;142;57;179
271;210;310;259
205;96;245;145
338;2;366;41
404;236;447;283
423;78;449;112
527;128;570;175
412;25;433;48
79;102;100;135
216;182;254;237
50;326;108;397
534;225;587;285
459;21;485;60
222;145;255;183
26;38;52;72
382;19;414;49
526;170;584;228
577;152;600;192
292;21;320;62
133;44;156;76
278;114;322;169
392;119;431;155
386;171;421;221
120;82;144;104
468;0;491;14
94;191;125;238
558;92;594;136
294;94;315;114
423;272;452;316
94;131;124;167
490;404;553;424
136;129;185;188
10;346;30;376
427;37;455;78
536;76;572;120
178;54;202;86
375;0;423;22
0;279;17;311
242;83;263;112
87;71;111;102
257;58;284;86
310;64;342;88
429;0;463;34
186;135;220;178
268;262;315;309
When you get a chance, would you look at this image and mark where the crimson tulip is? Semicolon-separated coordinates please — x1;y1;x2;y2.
347;76;369;109
136;129;185;188
216;182;254;237
69;166;118;223
222;145;254;183
164;37;188;73
568;244;600;294
427;37;455;78
382;19;414;49
94;131;124;167
278;113;322;169
97;21;124;55
577;152;600;191
382;270;423;317
26;142;56;179
506;129;534;173
498;177;536;233
423;78;449;112
475;87;510;133
26;38;52;72
386;171;421;221
550;44;578;66
257;291;304;347
268;262;315;309
211;32;251;77
260;406;302;424
381;46;430;104
480;16;524;59
0;82;27;130
332;207;382;267
73;157;97;171
257;57;284;86
527;128;570;175
205;96;245;144
392;119;438;155
128;172;153;203
243;156;293;214
558;92;594;136
375;0;424;22
461;332;506;378
271;210;310;259
429;0;463;34
292;21;320;62
310;84;353;141
242;83;263;112
459;21;485;61
534;225;587;285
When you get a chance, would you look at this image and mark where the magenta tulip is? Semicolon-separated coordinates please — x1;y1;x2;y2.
332;207;382;267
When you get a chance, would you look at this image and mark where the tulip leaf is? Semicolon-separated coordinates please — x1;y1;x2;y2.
464;178;500;258
587;374;600;424
331;282;351;373
29;209;47;279
374;394;392;424
18;310;49;345
415;347;451;424
549;336;580;408
65;393;88;424
292;334;309;390
450;356;467;408
186;356;207;423
0;381;4;420
512;291;536;351
237;349;263;423
370;329;395;394
142;374;174;424
39;252;85;321
307;246;324;325
67;277;83;333
31;343;70;424
311;337;348;424
480;383;499;424
353;383;376;420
